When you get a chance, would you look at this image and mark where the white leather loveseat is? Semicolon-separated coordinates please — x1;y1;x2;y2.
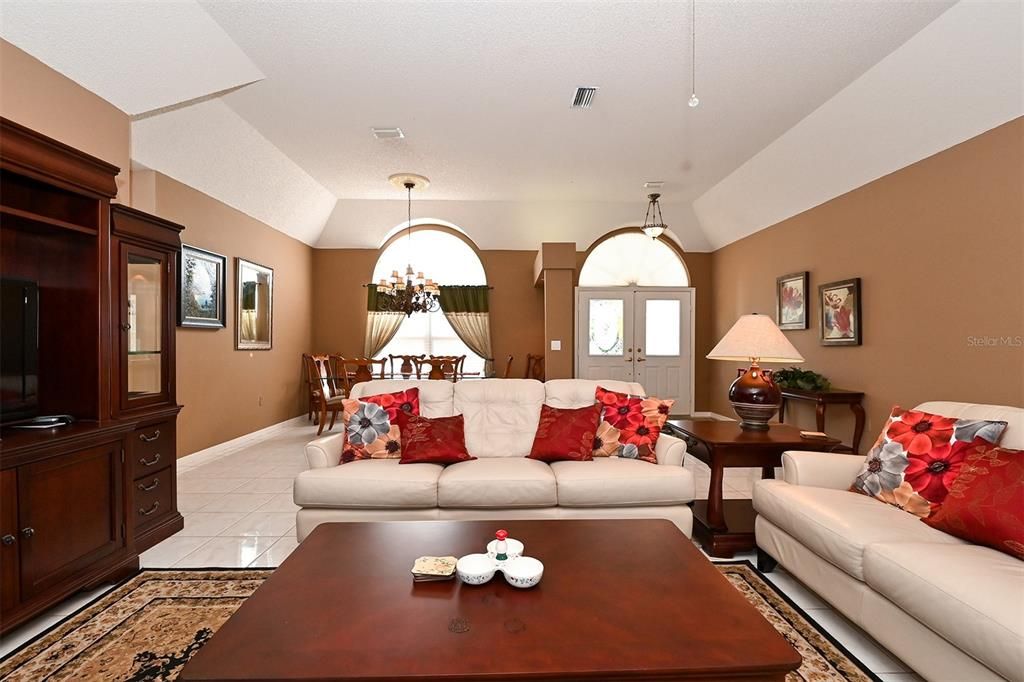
753;402;1024;682
296;379;694;540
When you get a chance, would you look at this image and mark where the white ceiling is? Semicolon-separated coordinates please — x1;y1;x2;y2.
7;0;1019;251
0;0;263;115
203;0;954;203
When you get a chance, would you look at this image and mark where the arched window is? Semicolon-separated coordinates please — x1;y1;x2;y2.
579;232;689;287
374;227;487;373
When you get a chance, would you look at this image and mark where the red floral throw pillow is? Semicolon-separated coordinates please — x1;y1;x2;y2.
924;444;1024;561
400;414;475;465
528;404;601;463
850;406;1007;518
591;386;674;464
340;389;420;464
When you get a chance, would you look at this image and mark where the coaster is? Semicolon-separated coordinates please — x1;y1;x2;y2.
411;556;457;579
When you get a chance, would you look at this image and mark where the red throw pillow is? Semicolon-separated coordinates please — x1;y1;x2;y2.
592;386;674;464
528;404;600;463
924;444;1024;561
400;414;475;465
850;406;1007;517
340;389;420;464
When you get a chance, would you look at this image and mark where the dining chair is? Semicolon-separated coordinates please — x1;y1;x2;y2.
502;354;514;379
336;356;387;394
389;354;425;379
525;353;545;381
429;355;466;382
305;354;345;435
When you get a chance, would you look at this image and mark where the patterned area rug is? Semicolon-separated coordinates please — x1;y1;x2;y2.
1;563;879;681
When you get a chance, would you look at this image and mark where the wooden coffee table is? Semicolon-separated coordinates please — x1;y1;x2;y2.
180;520;800;681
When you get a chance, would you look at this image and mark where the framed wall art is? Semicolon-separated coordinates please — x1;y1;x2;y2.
179;244;226;328
776;271;809;331
819;277;862;346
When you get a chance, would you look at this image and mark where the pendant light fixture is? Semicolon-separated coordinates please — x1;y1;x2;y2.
641;193;668;239
688;1;700;108
375;173;440;316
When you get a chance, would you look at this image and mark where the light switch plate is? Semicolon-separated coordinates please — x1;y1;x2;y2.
551;340;561;351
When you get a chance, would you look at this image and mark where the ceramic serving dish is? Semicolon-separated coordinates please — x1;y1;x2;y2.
485;537;524;560
455;553;496;585
501;556;544;588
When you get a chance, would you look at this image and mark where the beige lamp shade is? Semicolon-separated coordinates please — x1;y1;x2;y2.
707;313;804;363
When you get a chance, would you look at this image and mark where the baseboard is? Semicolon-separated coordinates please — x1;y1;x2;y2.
691;411;735;421
177;415;307;468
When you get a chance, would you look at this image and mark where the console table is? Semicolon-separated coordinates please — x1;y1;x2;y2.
666;420;840;558
778;387;866;454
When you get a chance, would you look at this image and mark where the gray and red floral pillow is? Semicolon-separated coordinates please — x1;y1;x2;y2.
591;386;674;464
340;389;420;464
850;406;1007;518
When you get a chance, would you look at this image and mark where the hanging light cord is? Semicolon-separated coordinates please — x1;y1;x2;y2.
691;1;696;97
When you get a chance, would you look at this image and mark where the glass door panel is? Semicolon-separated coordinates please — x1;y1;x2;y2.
575;290;634;383
588;299;625;356
643;299;681;356
125;251;163;399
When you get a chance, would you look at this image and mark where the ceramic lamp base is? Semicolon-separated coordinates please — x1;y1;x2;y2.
729;401;779;431
728;362;782;431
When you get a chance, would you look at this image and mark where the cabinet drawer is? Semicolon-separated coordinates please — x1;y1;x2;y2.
131;421;174;478
133;468;174;532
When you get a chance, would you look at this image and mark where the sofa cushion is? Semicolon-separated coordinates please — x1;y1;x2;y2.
351;380;454;418
593;386;673;463
438;458;556;508
544;379;645;409
340;389;419;463
863;542;1024;681
753;479;964;580
551;459;695;507
453;379;544;458
294;459;442;509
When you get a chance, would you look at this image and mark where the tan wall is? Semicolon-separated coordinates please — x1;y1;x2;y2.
311;248;545;376
0;39;131;203
709;118;1024;450
145;172;314;457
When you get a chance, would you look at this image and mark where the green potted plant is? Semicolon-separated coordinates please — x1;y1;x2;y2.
772;367;832;391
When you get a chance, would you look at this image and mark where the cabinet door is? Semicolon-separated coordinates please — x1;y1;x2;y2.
18;442;124;599
1;469;19;614
118;242;172;413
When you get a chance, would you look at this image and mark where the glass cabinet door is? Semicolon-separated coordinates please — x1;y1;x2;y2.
121;245;168;409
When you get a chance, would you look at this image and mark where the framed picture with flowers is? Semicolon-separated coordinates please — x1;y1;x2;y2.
819;277;862;346
775;271;808;330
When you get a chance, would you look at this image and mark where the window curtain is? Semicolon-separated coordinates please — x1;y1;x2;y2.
439;285;494;377
364;287;405;357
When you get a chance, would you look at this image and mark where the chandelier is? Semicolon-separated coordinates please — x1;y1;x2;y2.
640;192;668;239
375;174;440;316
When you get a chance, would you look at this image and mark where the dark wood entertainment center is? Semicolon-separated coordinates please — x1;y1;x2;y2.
0;118;184;634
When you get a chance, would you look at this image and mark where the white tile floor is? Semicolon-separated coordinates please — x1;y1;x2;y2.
0;420;922;680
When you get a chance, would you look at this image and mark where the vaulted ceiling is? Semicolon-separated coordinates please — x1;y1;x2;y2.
2;1;1019;251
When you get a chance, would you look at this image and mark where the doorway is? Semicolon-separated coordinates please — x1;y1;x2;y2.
575;287;695;413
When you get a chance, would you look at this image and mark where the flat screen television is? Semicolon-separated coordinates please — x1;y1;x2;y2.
1;278;40;423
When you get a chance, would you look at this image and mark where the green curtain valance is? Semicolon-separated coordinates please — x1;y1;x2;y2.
439;285;490;313
366;285;388;312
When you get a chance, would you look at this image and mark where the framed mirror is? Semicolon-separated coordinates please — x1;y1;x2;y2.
236;258;273;350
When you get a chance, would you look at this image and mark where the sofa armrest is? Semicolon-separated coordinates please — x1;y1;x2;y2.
656;432;687;467
781;450;864;489
305;432;346;469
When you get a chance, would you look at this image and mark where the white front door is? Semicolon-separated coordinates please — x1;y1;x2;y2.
575;287;694;413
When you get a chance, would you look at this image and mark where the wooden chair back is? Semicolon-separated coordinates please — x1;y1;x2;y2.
428;355;466;381
389;354;425;379
304;354;337;405
502;354;514;379
335;356;386;393
524;353;545;381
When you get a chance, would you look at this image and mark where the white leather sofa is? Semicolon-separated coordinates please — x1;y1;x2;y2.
753;401;1024;682
296;378;694;540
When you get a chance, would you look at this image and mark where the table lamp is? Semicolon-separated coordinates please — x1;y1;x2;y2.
707;313;804;430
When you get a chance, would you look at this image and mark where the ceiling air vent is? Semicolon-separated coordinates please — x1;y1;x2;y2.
571;87;599;108
372;127;404;139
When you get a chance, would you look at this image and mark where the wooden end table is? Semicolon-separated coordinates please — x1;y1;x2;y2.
180;520;801;681
778;388;866;454
666;420;840;559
